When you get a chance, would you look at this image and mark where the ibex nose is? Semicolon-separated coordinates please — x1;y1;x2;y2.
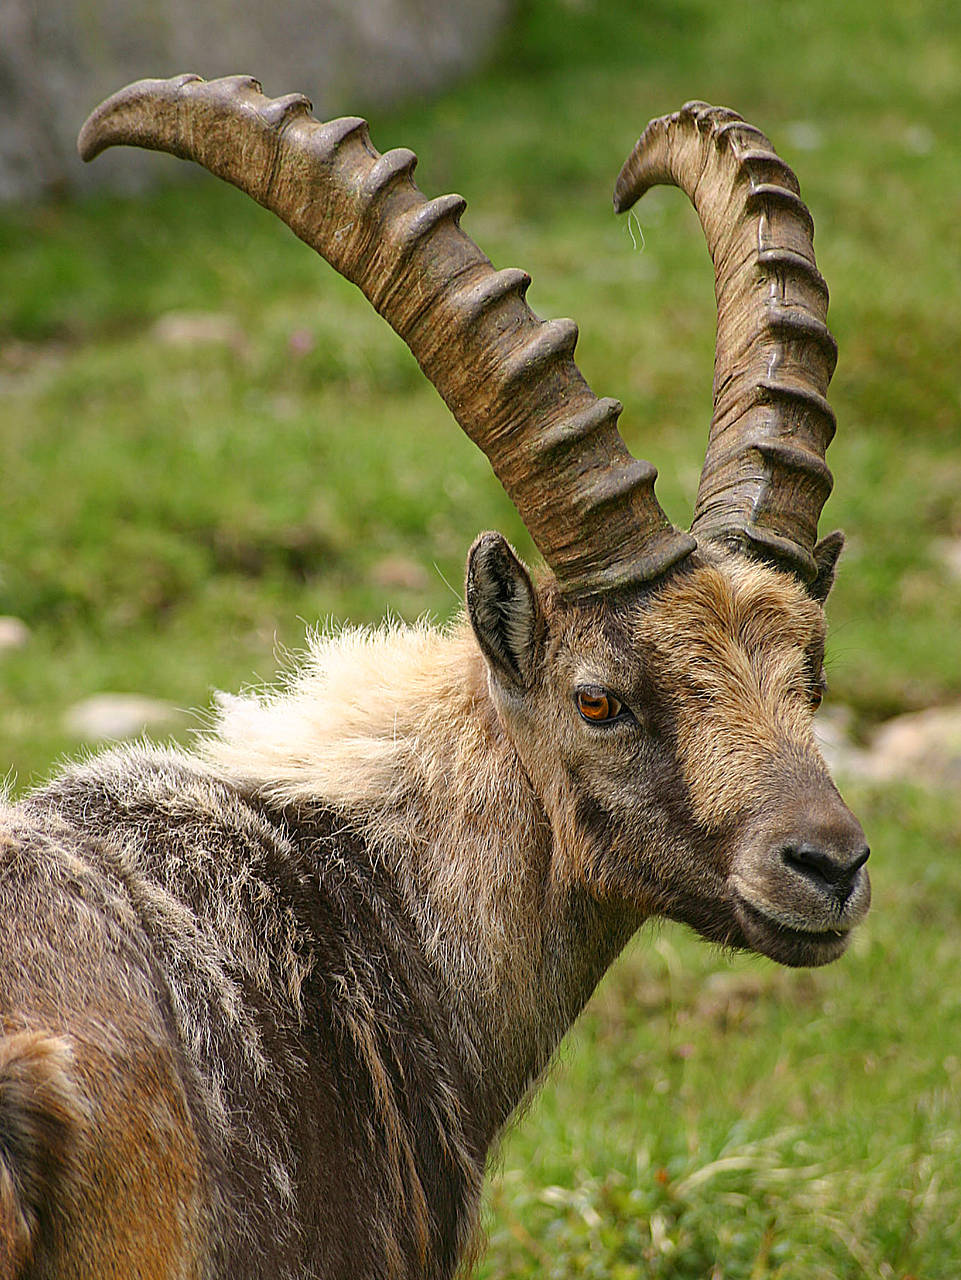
782;840;870;905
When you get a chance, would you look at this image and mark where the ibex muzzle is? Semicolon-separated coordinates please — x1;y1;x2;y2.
0;79;869;1279
732;778;870;966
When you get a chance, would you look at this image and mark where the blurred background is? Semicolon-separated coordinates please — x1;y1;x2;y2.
0;0;510;200
1;0;959;1275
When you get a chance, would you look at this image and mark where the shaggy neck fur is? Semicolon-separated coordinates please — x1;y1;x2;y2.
201;621;629;1135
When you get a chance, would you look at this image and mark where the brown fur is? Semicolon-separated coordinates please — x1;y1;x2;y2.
0;1032;82;1276
50;79;869;1274
636;552;827;828
0;545;868;1277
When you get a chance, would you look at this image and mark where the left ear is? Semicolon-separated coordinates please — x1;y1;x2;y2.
809;530;845;604
466;532;543;693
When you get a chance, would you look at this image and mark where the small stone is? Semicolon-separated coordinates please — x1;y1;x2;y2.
934;538;961;582
903;124;934;155
65;694;183;742
863;704;961;788
152;311;246;351
0;617;30;652
785;120;823;152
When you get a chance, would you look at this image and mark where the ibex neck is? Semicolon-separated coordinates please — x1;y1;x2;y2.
348;641;638;1137
203;620;637;1140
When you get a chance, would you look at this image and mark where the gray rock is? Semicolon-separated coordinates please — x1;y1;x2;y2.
66;693;184;742
817;701;961;791
1;0;512;202
0;617;30;652
865;705;961;788
152;311;246;351
934;538;961;582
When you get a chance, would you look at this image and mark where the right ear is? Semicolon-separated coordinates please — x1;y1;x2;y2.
809;530;845;604
466;533;543;692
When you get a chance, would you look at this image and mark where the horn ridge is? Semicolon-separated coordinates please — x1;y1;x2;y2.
615;101;838;581
80;74;695;597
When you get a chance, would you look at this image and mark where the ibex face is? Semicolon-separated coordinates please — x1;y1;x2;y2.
467;533;869;968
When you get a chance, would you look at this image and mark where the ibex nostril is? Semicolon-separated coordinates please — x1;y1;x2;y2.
783;842;870;894
849;846;871;875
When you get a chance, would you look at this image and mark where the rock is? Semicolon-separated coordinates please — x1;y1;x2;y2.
816;701;961;791
0;0;513;202
863;705;961;788
903;124;934;155
934;537;961;582
152;311;246;351
66;694;183;742
0;616;30;652
785;120;823;152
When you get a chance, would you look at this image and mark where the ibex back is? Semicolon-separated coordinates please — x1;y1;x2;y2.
0;79;869;1279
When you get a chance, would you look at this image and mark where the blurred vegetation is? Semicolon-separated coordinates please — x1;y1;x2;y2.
1;0;959;1274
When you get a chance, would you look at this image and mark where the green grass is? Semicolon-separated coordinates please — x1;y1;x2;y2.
2;0;960;1273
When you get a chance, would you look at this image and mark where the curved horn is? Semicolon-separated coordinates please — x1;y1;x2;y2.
79;74;695;598
614;101;837;583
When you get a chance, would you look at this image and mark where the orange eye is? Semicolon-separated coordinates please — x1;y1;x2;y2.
576;689;623;723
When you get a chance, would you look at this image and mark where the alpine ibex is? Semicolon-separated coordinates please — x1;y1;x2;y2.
0;76;869;1279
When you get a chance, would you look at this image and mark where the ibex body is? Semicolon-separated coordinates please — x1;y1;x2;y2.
0;79;869;1279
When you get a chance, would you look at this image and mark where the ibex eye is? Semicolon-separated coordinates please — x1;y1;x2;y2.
810;673;828;710
575;688;625;724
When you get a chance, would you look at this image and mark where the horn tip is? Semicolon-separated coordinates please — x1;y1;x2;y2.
78;73;208;162
613;149;652;214
612;181;634;215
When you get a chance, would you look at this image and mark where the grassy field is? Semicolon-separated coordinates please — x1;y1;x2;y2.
2;0;960;1274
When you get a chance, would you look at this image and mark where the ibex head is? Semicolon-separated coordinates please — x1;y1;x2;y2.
469;535;867;968
80;82;869;967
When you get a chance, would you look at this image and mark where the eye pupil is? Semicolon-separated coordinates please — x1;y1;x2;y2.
576;690;623;722
581;694;609;719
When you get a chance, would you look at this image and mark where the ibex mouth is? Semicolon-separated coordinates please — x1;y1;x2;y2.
733;896;853;968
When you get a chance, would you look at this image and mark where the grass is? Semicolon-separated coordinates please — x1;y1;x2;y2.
2;0;960;1274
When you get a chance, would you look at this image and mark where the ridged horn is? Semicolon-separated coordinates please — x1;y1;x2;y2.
614;101;837;583
79;74;695;598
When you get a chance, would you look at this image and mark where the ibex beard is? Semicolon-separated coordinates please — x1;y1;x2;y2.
0;80;869;1280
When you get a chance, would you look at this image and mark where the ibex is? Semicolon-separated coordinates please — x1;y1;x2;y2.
0;76;869;1279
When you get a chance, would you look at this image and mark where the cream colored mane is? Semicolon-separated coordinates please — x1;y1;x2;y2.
203;619;548;1026
203;619;484;812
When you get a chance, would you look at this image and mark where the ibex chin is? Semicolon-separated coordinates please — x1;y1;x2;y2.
0;76;869;1279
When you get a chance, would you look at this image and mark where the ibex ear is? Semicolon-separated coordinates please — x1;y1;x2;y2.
466;533;543;691
809;530;845;604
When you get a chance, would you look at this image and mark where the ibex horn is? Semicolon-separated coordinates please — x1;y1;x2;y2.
615;101;837;583
79;74;696;598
